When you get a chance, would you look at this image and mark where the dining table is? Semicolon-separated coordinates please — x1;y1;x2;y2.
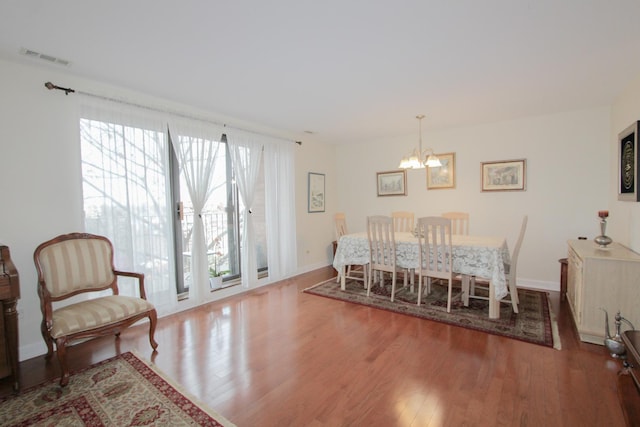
332;231;511;319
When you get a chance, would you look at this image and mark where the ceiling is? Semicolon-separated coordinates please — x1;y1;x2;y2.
2;1;640;144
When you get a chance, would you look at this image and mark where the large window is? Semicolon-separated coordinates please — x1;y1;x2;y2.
80;117;177;311
80;115;267;304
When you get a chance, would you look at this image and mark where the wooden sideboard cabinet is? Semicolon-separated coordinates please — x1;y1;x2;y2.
0;245;19;391
567;239;640;345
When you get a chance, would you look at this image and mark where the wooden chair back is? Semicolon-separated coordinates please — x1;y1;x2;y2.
417;217;453;280
391;211;415;232
416;216;455;311
508;215;528;288
442;211;469;235
34;233;119;300
367;216;397;273
334;212;348;240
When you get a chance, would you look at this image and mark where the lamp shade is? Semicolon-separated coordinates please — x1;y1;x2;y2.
425;154;442;167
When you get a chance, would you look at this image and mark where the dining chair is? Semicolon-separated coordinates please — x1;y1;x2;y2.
391;211;415;232
416;216;456;312
465;215;528;313
391;211;417;287
334;212;367;286
505;215;528;311
366;215;407;302
334;212;348;239
442;211;469;235
442;212;470;291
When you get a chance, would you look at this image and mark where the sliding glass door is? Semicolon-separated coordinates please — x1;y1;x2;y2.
80;115;268;305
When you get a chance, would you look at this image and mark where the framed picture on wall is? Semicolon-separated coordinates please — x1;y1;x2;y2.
618;121;640;201
376;170;407;196
427;152;456;189
308;172;325;212
481;159;526;192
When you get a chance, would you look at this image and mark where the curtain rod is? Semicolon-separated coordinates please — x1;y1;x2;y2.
44;81;302;146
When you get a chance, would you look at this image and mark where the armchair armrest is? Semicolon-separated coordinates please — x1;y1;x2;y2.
114;270;147;300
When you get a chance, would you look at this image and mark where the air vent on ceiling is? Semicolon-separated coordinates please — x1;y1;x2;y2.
19;48;71;67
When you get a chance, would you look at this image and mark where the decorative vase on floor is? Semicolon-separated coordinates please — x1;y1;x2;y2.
594;210;612;249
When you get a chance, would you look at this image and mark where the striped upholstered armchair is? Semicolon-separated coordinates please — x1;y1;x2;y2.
33;232;158;386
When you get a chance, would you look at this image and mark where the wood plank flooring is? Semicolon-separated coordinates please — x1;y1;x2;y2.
0;266;631;426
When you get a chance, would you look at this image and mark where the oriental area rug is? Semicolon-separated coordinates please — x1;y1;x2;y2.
305;277;561;349
0;351;235;427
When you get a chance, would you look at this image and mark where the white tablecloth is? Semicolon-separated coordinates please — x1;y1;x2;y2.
332;231;511;300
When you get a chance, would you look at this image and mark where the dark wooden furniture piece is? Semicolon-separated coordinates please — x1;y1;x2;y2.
558;257;567;301
620;331;640;426
0;245;20;391
34;233;158;386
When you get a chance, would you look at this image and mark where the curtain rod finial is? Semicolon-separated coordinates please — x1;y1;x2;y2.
44;81;75;95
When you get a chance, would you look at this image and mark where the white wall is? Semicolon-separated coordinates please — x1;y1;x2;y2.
335;107;611;288
295;140;337;272
610;74;640;251
0;59;336;360
0;56;631;361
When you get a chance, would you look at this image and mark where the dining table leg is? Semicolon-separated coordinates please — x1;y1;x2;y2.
488;281;500;319
340;266;346;291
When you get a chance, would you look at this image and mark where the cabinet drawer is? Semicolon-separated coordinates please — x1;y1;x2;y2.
568;247;582;269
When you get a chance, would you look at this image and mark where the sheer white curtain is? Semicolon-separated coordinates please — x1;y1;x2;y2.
79;98;178;315
169;119;224;303
263;137;297;279
226;129;264;287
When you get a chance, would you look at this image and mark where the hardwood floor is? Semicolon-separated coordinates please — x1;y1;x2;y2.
0;266;630;426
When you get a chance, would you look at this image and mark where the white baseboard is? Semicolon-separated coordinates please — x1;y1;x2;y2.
296;261;333;275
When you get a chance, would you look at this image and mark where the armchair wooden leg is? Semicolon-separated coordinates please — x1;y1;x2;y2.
148;310;159;350
55;337;70;387
41;321;54;360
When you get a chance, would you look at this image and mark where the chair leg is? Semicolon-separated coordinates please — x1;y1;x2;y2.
508;281;519;314
366;266;373;297
148;310;159;350
446;279;453;313
510;280;520;305
362;265;368;289
41;320;54;360
409;269;415;293
461;274;470;306
390;271;397;302
417;274;423;306
55;337;70;387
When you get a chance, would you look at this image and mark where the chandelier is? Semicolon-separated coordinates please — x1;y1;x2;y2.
398;114;441;169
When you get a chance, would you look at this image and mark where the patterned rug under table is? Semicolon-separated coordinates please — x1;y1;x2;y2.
305;277;561;349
